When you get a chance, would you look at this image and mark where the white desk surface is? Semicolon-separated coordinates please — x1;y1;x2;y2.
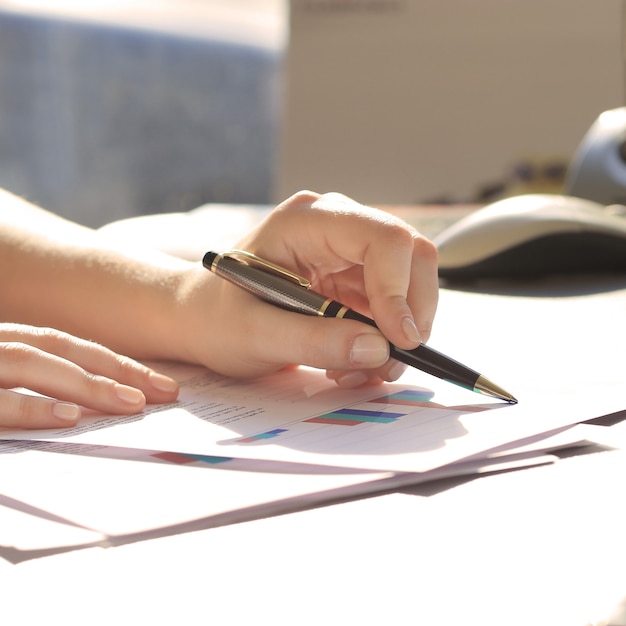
3;204;626;625
3;444;626;625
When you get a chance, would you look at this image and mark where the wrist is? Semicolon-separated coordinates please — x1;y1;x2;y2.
167;263;220;367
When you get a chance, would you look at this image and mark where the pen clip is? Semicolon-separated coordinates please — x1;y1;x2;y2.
223;249;312;288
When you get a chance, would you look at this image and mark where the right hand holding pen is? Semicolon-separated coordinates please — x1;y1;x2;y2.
179;191;439;387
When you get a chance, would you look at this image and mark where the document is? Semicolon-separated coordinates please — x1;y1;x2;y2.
1;356;621;474
1;427;584;558
0;438;397;555
2;283;624;476
1;282;623;558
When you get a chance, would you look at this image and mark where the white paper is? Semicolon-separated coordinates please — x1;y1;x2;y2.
2;284;623;474
1;355;622;474
0;440;397;551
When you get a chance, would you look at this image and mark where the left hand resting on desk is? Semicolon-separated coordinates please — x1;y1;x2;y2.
0;324;179;429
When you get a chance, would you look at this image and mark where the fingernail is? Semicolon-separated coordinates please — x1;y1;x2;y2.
114;384;145;405
52;402;81;422
149;371;178;393
350;334;389;366
335;371;369;388
401;316;421;344
386;360;407;382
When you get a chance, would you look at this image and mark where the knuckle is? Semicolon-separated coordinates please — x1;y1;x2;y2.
110;354;148;383
0;391;74;430
81;370;108;389
31;326;67;349
377;218;417;251
278;190;321;213
292;189;321;204
8;392;41;428
15;393;39;425
301;323;356;370
298;337;329;370
297;324;340;369
1;342;36;368
413;234;439;265
319;191;351;204
29;326;92;360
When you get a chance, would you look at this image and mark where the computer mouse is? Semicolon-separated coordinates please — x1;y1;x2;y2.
433;194;626;280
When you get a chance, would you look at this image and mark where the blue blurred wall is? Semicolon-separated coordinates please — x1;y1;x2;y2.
0;10;282;226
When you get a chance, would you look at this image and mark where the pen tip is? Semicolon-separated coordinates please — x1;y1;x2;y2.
474;375;517;404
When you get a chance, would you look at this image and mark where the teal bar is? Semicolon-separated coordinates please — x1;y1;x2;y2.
385;390;435;402
322;412;398;424
185;454;232;465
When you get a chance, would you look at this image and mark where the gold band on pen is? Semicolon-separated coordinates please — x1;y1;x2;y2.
224;249;311;288
333;305;350;318
319;299;349;317
208;253;222;272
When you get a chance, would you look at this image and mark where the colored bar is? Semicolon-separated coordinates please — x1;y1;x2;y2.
369;389;435;406
304;416;361;426
184;453;232;465
253;428;288;439
152;451;196;465
238;428;288;443
151;451;231;465
305;408;404;426
329;408;403;422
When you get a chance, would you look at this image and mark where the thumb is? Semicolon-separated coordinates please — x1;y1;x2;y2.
251;309;391;374
282;315;390;371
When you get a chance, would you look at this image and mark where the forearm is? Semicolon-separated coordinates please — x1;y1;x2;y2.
0;190;197;361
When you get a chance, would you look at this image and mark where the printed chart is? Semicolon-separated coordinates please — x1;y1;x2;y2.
222;389;490;456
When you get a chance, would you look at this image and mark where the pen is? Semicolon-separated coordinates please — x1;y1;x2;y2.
202;250;517;404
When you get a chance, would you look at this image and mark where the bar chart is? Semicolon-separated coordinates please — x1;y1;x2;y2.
229;388;446;446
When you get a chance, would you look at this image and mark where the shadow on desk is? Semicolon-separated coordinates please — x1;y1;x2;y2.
441;273;626;297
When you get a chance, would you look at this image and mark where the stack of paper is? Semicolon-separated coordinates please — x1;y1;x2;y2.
0;283;624;561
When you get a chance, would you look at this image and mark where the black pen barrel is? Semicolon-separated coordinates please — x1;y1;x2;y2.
341;309;479;390
204;251;511;400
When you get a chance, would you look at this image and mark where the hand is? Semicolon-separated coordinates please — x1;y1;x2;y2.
0;324;179;429
180;191;439;387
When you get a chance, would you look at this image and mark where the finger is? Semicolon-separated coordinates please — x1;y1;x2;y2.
0;342;147;416
0;325;178;403
322;209;438;348
326;360;408;389
0;388;83;430
378;235;439;346
215;298;391;378
243;194;439;349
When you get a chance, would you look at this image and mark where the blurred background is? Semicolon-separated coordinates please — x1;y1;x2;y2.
0;0;621;227
0;0;286;226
